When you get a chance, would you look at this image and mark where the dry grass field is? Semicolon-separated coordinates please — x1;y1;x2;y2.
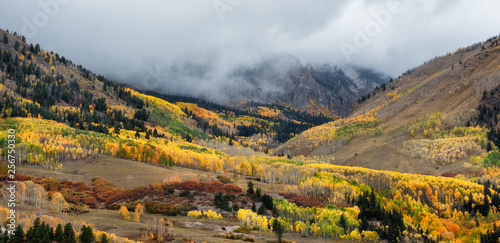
17;156;287;195
11;157;347;243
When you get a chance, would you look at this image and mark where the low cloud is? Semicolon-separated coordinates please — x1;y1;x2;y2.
1;0;499;98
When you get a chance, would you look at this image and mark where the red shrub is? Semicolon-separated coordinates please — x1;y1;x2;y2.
441;173;458;178
170;180;242;194
12;174;33;181
92;177;121;201
285;193;327;207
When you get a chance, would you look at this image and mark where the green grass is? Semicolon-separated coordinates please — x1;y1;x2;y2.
177;144;227;157
266;158;305;166
152;110;209;139
311;171;368;189
399;112;442;137
178;144;211;154
218;114;237;122
430;126;487;140
331;120;382;142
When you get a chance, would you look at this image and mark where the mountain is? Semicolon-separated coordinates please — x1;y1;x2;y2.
275;36;500;176
0;28;335;155
221;54;390;116
137;53;390;117
4;27;500;243
3;26;497;177
341;65;392;93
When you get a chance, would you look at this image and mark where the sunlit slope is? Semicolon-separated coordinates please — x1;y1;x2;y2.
276;38;500;175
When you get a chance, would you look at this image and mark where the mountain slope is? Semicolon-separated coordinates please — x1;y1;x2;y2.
0;28;337;157
0;28;207;142
224;54;389;116
276;36;500;175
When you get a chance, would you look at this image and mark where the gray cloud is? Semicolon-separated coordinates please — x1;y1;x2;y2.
1;0;499;97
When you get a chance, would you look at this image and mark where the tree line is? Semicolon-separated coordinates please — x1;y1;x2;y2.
1;217;108;243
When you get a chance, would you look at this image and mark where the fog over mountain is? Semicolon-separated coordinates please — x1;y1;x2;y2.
0;0;499;101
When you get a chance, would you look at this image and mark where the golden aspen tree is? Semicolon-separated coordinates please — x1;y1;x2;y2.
133;203;143;222
119;206;130;221
50;192;68;214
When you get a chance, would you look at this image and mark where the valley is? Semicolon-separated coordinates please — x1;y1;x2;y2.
2;27;500;243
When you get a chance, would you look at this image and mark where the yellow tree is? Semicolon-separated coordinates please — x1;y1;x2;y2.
50;192;68;214
134;203;143;222
119;206;130;221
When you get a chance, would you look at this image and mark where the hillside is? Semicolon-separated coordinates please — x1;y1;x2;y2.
276;35;500;175
0;28;340;156
0;29;201;140
4;28;500;243
221;54;389;116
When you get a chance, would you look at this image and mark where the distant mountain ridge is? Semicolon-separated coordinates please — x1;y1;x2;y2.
132;53;389;117
221;54;390;116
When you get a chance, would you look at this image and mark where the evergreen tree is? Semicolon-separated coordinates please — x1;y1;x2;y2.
360;215;369;231
1;230;9;243
492;192;500;209
37;222;50;243
251;202;256;212
339;214;347;233
2;33;8;44
487;142;493;152
100;233;109;243
247;181;254;195
114;124;121;134
26;227;34;242
12;225;25;243
63;223;76;243
261;194;274;210
79;225;94;243
35;43;41;54
232;203;240;212
48;227;55;241
257;203;265;215
41;230;51;243
185;134;192;142
33;217;41;229
482;184;491;216
255;188;261;198
272;219;283;243
55;224;64;243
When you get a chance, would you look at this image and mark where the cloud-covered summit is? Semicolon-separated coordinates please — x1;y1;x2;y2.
0;0;498;96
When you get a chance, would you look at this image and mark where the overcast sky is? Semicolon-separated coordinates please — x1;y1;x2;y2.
1;0;499;95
